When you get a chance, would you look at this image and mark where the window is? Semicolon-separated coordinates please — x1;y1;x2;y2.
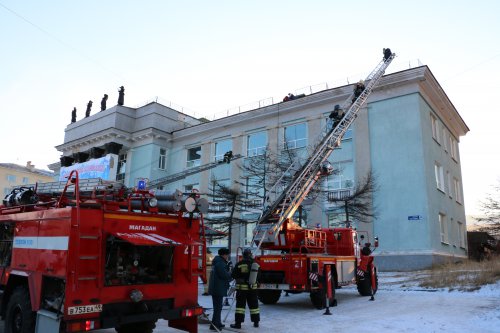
442;127;448;152
431;114;439;143
245;175;264;199
454;178;462;204
22;177;29;184
284;123;307;149
210;178;231;209
446;171;452;198
439;213;448;244
342;129;353;141
324;116;352;141
187;146;201;168
434;162;444;192
247;131;267;157
328;213;347;228
457;221;465;248
325;163;353;191
450;137;458;161
6;175;16;183
184;183;199;193
116;153;127;182
327;165;352;191
158;148;166;170
3;188;10;196
214;139;232;162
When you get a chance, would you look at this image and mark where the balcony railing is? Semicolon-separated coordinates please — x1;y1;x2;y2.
243;198;263;209
327;189;352;201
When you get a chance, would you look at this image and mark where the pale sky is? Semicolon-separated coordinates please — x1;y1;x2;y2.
1;0;499;216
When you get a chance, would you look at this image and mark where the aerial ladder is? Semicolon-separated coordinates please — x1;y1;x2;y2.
253;48;396;251
147;151;242;189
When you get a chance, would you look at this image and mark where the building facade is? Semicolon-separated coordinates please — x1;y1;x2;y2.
53;66;469;270
1;162;54;198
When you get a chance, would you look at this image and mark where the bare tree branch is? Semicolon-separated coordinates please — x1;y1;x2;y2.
324;170;378;225
476;180;500;236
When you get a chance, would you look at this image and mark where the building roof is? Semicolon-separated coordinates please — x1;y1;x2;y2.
171;65;469;141
56;65;469;156
0;163;54;177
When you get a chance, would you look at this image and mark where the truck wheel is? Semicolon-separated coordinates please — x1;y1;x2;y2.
310;273;336;309
357;267;378;296
5;287;36;333
309;289;326;309
257;290;281;304
115;320;156;333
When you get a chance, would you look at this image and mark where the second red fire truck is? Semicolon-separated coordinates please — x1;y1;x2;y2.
252;48;395;309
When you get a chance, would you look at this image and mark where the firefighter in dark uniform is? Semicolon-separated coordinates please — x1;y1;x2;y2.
230;248;260;329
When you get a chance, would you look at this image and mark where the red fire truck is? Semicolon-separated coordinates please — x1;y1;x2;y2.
254;220;378;309
252;49;395;309
0;171;206;333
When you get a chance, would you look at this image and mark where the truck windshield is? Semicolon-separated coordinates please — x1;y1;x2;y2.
104;235;174;286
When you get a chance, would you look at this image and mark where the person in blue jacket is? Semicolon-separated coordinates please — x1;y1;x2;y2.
208;248;233;331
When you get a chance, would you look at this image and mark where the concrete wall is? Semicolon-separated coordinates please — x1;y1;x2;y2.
370;93;430;254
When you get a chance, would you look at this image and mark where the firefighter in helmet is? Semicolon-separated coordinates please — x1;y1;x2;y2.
230;248;260;329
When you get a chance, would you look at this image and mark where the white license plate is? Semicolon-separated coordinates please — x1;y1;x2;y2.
259;283;279;289
67;304;103;315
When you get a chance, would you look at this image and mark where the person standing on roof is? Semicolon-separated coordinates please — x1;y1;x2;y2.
101;94;108;111
208;248;233;331
383;48;392;61
230;249;260;329
71;107;77;123
117;86;125;106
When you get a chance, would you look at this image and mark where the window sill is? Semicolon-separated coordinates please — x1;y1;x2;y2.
437;188;446;194
441;241;450;246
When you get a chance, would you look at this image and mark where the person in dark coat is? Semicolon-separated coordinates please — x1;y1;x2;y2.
383;48;392;61
208;248;233;331
117;86;125;106
85;100;93;118
101;94;108;111
71;107;77;123
328;104;344;128
352;81;365;103
230;248;260;329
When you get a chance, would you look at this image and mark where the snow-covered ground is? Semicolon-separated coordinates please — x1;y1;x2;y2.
95;271;500;333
